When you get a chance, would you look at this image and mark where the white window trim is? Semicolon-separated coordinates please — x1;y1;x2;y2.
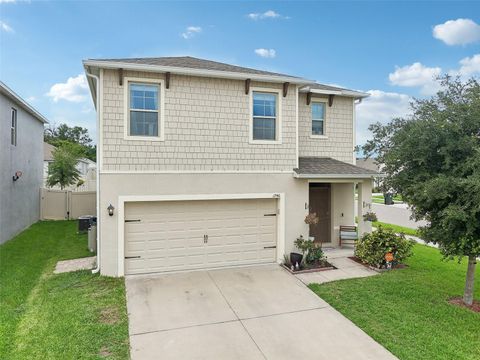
310;99;328;139
123;76;165;141
249;87;282;145
11;107;17;146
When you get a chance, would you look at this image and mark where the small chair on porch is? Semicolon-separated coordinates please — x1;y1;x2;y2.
339;225;358;248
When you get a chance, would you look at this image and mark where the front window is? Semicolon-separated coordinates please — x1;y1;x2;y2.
11;108;17;146
128;83;159;137
253;92;277;141
312;102;325;136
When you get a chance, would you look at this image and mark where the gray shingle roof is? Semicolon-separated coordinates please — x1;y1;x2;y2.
88;56;302;79
294;157;380;177
44;142;55;161
356;158;380;172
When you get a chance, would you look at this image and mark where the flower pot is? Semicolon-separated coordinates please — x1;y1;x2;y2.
290;252;303;266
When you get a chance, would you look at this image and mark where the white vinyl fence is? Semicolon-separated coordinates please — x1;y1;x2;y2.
40;188;96;220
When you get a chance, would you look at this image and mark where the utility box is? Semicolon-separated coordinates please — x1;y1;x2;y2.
88;224;97;253
78;215;93;233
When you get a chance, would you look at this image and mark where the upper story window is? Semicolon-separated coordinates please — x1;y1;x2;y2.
252;91;279;142
11;108;17;146
311;102;326;136
128;83;160;137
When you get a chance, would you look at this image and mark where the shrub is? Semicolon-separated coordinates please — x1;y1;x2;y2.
355;226;415;268
294;236;325;265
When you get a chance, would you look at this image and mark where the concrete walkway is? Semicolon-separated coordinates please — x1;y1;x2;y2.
125;264;396;360
53;256;96;274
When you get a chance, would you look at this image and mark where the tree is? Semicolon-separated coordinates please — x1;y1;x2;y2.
44;123;96;162
363;76;480;306
46;142;84;190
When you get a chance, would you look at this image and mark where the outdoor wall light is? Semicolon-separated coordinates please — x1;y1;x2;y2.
12;171;22;182
107;204;115;216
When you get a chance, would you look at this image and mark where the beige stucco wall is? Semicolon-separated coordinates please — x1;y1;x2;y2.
98;172;363;276
298;93;355;164
331;183;356;245
101;70;297;171
99;173;312;276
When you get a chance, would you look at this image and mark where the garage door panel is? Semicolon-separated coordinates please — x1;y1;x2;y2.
125;198;277;275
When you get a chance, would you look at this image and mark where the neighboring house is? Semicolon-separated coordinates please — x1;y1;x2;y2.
43;142;96;191
0;81;47;244
83;56;379;276
356;157;382;190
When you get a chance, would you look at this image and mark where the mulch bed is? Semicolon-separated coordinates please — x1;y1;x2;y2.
282;262;336;274
348;256;408;272
448;297;480;313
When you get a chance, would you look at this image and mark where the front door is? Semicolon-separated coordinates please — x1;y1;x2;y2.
309;184;331;244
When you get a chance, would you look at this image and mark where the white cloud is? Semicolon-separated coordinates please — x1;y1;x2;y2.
181;26;202;39
0;0;18;3
356;90;411;145
389;62;442;95
455;54;480;77
26;96;37;102
254;48;276;58
46;74;89;103
0;20;14;33
433;18;480;46
248;10;288;20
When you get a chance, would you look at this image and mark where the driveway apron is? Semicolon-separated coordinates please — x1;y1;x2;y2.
125;264;397;360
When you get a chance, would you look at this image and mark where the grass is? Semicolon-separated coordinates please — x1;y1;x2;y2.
372;221;418;236
310;244;480;360
0;221;129;359
372;194;403;204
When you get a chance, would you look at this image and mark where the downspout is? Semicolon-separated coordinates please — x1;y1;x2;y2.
86;70;101;274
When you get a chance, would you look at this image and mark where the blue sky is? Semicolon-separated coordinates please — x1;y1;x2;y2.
1;0;479;145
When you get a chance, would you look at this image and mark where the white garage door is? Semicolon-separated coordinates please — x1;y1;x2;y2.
124;198;277;275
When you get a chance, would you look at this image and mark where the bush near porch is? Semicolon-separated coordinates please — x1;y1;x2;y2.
355;226;415;268
310;244;480;360
0;221;130;359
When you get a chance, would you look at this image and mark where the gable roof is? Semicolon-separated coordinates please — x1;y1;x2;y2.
84;56;311;85
84;56;369;100
356;158;380;172
89;56;300;78
44;142;55;161
0;81;48;124
294;157;381;179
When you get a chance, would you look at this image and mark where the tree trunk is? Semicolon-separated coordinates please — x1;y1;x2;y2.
463;255;477;306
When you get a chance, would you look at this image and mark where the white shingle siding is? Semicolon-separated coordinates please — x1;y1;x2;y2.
101;70;297;171
298;93;354;164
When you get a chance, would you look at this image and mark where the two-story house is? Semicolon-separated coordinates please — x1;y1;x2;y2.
83;57;378;276
0;81;47;244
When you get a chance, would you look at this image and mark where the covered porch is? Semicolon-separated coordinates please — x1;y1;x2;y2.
294;157;381;247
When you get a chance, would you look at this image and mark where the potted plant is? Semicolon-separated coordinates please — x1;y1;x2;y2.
304;212;319;241
290;235;304;267
362;211;378;222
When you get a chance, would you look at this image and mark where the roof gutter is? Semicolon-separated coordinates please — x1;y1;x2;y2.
85;70;101;274
82;60;314;85
299;86;369;99
293;172;385;179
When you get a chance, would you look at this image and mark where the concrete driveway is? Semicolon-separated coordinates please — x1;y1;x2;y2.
125;265;396;360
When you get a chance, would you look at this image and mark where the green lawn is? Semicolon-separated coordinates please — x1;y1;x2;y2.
310;245;480;360
0;221;129;359
372;221;418;236
371;194;403;204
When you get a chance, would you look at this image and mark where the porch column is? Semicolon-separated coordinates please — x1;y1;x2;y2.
357;179;373;237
